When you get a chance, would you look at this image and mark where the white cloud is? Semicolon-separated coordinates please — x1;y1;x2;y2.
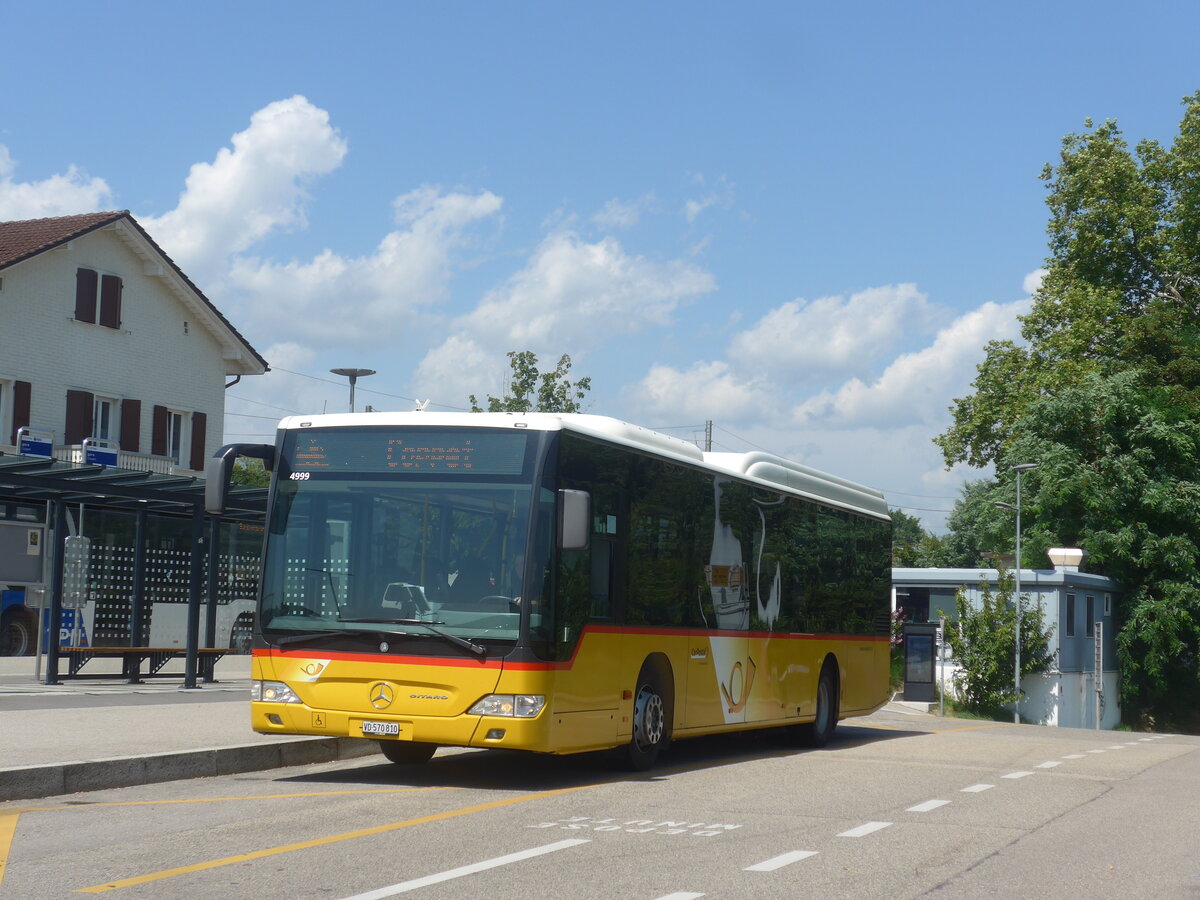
227;185;502;343
683;174;734;223
684;196;717;223
411;336;499;409
460;230;716;348
1023;267;1047;295
592;195;652;229
791;299;1028;428
728;284;941;382
141;95;348;281
0;146;113;219
629;360;772;424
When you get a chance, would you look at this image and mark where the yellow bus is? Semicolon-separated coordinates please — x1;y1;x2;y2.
206;413;892;769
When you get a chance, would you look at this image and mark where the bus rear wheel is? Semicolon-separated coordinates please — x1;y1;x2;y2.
378;740;437;765
625;672;668;770
794;663;838;747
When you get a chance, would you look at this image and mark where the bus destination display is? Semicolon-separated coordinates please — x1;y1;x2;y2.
288;430;528;475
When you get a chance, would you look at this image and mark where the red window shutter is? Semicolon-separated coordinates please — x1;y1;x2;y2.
75;268;98;323
99;275;122;329
189;412;208;471
11;381;31;444
65;390;94;445
120;398;141;452
151;405;168;457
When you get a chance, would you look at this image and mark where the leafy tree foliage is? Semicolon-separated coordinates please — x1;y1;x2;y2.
944;570;1055;718
231;458;269;487
470;351;593;413
1006;372;1200;726
935;92;1200;728
890;510;926;566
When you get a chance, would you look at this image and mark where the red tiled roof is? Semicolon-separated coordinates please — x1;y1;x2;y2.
0;211;128;270
0;211;267;373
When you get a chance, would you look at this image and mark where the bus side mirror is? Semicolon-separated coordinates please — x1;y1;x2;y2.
558;489;591;551
205;443;275;515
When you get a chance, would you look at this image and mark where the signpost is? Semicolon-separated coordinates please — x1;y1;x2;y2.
1094;621;1104;730
938;615;947;717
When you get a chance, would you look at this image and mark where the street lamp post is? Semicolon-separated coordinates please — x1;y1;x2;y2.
995;462;1039;725
330;368;376;413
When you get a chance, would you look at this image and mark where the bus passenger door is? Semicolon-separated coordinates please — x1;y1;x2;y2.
685;563;749;728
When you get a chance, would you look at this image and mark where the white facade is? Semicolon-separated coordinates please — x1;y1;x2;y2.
894;564;1122;729
0;214;265;474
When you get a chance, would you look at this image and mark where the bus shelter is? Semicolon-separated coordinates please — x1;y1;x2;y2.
0;452;265;687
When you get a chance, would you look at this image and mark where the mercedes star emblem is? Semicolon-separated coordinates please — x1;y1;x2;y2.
369;682;394;710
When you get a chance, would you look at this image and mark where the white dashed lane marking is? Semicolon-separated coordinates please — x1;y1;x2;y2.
338;839;589;900
838;821;892;838
1035;761;1061;769
744;850;819;871
907;799;951;812
1002;771;1034;779
1063;754;1085;759
961;784;994;793
653;894;705;900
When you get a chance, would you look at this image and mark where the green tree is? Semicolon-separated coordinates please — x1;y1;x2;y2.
934;92;1200;728
469;351;593;413
231;458;269;487
943;570;1055;718
1005;371;1200;727
890;510;926;566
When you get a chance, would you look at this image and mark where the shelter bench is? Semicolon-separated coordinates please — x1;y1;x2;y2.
60;646;230;683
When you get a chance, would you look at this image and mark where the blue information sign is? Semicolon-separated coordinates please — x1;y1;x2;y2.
18;436;53;458
85;446;119;466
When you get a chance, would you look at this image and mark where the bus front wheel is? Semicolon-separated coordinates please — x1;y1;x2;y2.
625;671;668;770
378;740;437;765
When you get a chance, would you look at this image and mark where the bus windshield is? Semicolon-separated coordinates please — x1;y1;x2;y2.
259;427;538;653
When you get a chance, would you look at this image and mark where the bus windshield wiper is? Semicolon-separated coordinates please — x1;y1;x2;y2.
272;628;377;647
338;616;487;657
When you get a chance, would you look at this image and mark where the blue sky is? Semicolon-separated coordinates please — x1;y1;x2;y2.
4;2;1199;529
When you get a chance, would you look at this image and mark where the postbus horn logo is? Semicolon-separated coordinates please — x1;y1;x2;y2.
369;682;394;710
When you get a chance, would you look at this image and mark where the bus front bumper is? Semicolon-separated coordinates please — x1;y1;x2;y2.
251;701;552;751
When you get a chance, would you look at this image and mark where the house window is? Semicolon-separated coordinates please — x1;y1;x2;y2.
93;397;117;442
1104;594;1112;616
1085;595;1095;637
167;411;184;465
74;268;123;329
1065;594;1075;638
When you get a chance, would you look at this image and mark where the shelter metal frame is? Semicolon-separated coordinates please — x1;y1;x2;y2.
0;452;266;688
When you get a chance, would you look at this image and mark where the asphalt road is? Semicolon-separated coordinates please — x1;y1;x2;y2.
3;708;1197;899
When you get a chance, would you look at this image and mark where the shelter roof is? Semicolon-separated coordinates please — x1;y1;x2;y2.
0;452;266;522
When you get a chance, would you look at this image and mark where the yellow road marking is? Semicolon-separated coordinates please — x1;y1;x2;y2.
75;783;598;893
20;786;447;814
0;812;20;890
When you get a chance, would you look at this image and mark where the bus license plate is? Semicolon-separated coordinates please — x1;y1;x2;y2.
362;721;401;737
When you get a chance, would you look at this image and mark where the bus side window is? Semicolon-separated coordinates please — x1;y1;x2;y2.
591;540;613;618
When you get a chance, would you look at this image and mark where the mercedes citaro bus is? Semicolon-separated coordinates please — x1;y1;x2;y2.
206;413;892;769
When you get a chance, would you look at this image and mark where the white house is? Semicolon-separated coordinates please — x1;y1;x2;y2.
893;551;1121;729
0;211;267;475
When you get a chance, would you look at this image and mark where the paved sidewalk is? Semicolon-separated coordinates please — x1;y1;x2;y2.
0;655;377;803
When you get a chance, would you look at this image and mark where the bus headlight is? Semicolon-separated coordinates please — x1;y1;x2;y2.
252;680;303;704
468;694;546;718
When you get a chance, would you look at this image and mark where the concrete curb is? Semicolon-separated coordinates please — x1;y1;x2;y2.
0;737;381;803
